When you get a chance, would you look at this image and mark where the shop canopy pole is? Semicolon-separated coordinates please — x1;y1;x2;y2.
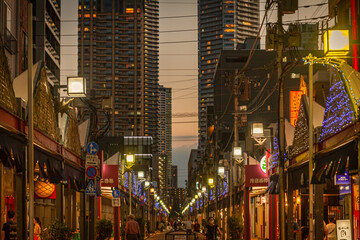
27;3;34;240
308;55;314;240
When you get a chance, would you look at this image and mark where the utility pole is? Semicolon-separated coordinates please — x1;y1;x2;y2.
129;171;132;215
277;1;286;239
231;74;239;218
28;3;34;240
308;55;314;240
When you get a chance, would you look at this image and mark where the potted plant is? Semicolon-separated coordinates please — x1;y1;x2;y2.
96;219;113;240
41;219;76;240
227;216;243;240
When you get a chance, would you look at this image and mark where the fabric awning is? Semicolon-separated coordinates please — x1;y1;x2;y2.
63;162;85;191
311;140;357;184
34;146;63;183
0;130;26;172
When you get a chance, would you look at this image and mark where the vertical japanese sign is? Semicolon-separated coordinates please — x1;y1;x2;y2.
290;91;303;126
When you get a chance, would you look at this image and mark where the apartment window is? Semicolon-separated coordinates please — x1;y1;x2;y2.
5;2;11;32
22;31;28;70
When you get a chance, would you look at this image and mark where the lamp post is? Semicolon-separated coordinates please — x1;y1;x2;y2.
126;154;135;215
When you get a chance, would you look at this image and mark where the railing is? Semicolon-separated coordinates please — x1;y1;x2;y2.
4;28;17;54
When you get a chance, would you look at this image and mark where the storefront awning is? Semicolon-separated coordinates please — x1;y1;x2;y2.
34;145;63;184
63;162;85;191
311;140;358;184
0;130;26;172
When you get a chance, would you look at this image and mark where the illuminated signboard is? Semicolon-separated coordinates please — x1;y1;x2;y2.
290;91;303;126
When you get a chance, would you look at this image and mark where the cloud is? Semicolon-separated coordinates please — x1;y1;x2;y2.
172;142;198;188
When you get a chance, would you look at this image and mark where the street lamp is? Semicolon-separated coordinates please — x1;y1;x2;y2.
67;76;86;97
324;29;350;56
251;123;266;145
138;171;145;179
218;166;225;177
202;186;206;192
145;181;150;187
126;154;135;214
208;177;214;188
233;147;242;158
126;154;135;168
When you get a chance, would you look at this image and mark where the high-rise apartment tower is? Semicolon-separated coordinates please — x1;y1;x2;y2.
78;0;159;139
198;0;259;148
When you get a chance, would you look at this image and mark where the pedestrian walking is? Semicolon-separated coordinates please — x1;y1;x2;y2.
184;219;193;234
2;210;17;240
205;217;221;240
125;214;141;240
194;220;200;233
325;218;336;240
159;221;164;232
34;217;42;240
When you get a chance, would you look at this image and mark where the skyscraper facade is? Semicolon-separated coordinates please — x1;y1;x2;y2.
158;85;172;186
198;0;259;148
78;0;159;139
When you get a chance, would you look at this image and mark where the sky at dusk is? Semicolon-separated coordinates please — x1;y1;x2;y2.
61;0;328;188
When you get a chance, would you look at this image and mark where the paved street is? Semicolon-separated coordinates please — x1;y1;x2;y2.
148;232;166;240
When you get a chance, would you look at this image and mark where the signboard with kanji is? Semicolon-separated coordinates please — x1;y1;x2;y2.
336;219;351;240
101;165;119;188
290;91;303;126
245;165;269;187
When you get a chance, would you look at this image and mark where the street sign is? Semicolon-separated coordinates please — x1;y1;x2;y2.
112;189;120;198
86;166;98;179
86;154;99;168
140;195;145;201
87;142;99;155
112;198;120;207
140;201;145;206
85;180;96;195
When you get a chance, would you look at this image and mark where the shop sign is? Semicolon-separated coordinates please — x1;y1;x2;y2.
335;171;350;185
112;198;120;207
339;185;351;195
101;164;119;188
245;165;269;187
336;219;352;240
354;185;359;211
174;236;186;240
290;91;303;126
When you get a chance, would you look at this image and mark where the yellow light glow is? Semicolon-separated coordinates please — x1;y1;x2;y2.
208;178;214;185
126;154;135;164
324;30;349;56
296;196;301;204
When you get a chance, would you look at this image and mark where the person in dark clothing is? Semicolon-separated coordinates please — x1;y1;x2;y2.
2;210;17;240
194;220;200;233
205;217;220;240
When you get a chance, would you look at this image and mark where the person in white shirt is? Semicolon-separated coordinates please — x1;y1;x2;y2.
325;218;337;240
183;220;193;233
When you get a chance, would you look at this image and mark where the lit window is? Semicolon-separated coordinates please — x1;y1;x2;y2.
126;8;134;13
243;21;251;26
224;29;234;32
84;14;90;18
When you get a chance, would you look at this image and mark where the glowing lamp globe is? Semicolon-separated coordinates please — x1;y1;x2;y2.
34;181;55;198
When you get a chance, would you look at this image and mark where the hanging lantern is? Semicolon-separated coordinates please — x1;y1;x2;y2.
34;180;55;198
